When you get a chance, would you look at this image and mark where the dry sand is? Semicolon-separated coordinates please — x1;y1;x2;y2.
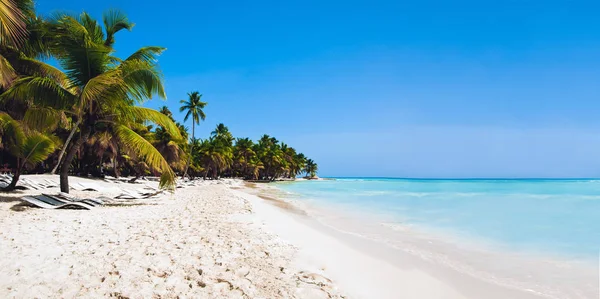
0;176;343;298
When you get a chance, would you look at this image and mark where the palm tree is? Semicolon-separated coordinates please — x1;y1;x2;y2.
211;123;230;138
47;10;133;175
304;159;318;178
159;105;173;120
292;153;307;177
234;137;256;178
2;11;179;192
193;137;231;179
179;91;207;178
0;112;58;190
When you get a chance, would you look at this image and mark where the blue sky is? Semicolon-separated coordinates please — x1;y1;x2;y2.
37;0;600;177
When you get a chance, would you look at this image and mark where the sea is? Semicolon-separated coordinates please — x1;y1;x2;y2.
270;178;599;299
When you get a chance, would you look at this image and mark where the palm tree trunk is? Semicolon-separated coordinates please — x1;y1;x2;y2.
51;118;81;174
60;127;91;193
112;157;120;178
182;122;195;179
0;160;21;192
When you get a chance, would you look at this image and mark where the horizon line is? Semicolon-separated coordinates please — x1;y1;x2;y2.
319;176;600;180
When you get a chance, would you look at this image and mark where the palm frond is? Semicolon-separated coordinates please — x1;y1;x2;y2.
0;112;24;155
14;56;76;92
0;53;16;88
120;59;166;101
22;132;57;164
78;12;104;44
121;106;181;139
0;76;76;109
103;9;133;46
49;14;112;86
23;107;67;132
0;0;27;46
114;125;175;190
123;46;165;64
80;69;125;111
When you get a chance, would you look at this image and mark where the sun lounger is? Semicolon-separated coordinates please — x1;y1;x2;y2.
21;195;93;210
18;178;55;190
115;189;145;199
57;192;106;205
43;179;58;188
36;194;96;209
115;188;162;199
69;182;100;192
43;193;103;207
0;176;11;185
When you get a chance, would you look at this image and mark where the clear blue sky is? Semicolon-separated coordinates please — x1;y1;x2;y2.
37;0;600;178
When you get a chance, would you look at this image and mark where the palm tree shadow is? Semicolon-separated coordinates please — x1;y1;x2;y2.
0;194;32;211
10;202;31;212
0;195;22;203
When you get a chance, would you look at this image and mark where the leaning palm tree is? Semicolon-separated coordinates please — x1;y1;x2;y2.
48;10;133;175
179;91;207;178
2;11;179;192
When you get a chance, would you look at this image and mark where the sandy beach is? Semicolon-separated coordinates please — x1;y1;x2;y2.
0;175;579;298
0;176;344;298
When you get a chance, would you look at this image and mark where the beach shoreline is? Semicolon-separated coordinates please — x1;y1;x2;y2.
240;180;598;299
0;175;596;298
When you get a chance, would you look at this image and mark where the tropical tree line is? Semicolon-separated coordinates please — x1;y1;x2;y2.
154;102;318;181
0;2;318;192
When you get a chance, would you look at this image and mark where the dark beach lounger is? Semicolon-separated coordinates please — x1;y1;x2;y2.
43;193;102;207
36;194;95;209
59;192;106;205
21;195;93;210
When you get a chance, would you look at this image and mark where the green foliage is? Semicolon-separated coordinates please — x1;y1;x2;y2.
21;131;57;164
304;159;318;178
114;125;175;190
0;112;58;167
187;123;316;180
180;91;206;124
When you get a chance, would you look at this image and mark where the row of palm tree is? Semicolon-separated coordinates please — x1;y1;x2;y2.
164;100;318;180
0;3;318;192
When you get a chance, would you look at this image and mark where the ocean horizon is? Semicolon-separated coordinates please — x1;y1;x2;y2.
324;176;600;180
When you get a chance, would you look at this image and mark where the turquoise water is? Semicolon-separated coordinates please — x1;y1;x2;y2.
276;178;600;259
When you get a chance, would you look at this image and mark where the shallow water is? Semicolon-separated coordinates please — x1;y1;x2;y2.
272;178;600;298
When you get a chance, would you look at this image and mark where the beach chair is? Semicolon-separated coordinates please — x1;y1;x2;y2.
69;182;100;192
43;179;58;188
19;178;51;190
59;192;107;205
115;188;162;199
0;175;11;185
20;195;93;210
43;193;104;207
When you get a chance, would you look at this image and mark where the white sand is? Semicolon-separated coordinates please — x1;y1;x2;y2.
0;175;559;298
0;175;343;298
